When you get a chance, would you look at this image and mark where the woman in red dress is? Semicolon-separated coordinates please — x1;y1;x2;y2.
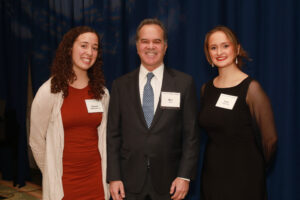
30;26;110;200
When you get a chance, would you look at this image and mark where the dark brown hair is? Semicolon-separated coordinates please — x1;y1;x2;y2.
204;25;250;68
50;26;105;99
135;18;168;43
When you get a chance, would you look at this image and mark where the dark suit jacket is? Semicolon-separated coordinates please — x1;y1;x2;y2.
107;67;199;194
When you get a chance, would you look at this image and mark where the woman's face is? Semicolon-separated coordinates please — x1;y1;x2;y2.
208;31;238;68
71;32;99;73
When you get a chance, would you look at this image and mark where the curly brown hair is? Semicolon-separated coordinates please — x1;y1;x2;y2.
204;25;251;69
50;26;105;100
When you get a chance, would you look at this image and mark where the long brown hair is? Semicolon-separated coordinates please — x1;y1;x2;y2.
204;25;250;68
50;26;105;99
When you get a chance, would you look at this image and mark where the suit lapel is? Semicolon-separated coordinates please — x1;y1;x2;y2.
129;68;149;128
150;67;176;129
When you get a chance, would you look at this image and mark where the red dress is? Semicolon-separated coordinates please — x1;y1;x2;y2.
61;85;104;200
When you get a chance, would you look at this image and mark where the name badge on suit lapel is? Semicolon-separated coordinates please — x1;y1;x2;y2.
160;92;180;109
85;99;103;113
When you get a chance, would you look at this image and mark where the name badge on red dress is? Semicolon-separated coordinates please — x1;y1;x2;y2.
85;99;103;113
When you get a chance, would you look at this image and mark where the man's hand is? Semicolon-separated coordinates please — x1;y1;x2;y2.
170;178;189;200
109;180;125;200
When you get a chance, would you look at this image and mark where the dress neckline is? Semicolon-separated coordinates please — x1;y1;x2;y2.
68;84;89;91
212;76;250;90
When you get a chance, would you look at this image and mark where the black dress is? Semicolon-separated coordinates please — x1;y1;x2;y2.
199;76;277;200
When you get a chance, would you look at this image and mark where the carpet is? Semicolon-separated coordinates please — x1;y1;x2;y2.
0;180;41;200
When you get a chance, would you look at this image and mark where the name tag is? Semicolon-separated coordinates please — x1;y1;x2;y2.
85;99;103;113
161;92;180;108
215;93;238;110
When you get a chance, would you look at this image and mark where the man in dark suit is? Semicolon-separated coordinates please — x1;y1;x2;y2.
107;18;199;200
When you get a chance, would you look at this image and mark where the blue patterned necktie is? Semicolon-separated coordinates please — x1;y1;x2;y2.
143;72;154;128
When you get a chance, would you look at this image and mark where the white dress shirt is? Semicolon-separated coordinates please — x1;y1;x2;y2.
139;64;164;113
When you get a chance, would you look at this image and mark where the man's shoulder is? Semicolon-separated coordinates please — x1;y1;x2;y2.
113;68;139;84
166;68;194;82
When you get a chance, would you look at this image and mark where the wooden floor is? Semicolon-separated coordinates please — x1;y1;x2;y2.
0;178;42;200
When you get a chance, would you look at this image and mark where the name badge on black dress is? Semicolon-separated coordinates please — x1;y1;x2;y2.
215;93;238;110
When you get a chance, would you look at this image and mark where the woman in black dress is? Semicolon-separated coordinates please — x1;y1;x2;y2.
199;25;278;200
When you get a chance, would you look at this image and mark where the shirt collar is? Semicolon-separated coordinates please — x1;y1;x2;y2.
140;64;164;81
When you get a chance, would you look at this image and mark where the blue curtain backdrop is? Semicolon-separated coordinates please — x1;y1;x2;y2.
1;0;299;199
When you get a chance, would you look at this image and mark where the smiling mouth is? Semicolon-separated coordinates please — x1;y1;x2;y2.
82;58;92;64
145;51;157;57
216;57;226;61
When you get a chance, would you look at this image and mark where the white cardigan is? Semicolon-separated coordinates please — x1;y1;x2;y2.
29;79;110;200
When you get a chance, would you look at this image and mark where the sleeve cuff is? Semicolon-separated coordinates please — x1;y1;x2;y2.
178;177;190;182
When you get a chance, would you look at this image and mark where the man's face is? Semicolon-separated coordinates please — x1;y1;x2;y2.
136;24;167;71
